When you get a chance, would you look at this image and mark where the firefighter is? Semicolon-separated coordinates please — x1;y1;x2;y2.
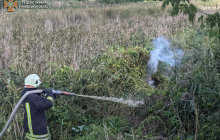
20;74;55;140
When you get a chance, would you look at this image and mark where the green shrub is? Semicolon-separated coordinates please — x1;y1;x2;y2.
75;116;130;140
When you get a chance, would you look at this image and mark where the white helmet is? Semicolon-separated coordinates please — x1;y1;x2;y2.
24;74;42;88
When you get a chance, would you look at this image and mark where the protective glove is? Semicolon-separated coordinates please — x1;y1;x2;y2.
44;88;54;98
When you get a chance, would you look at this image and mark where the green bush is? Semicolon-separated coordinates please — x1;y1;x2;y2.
75;116;130;140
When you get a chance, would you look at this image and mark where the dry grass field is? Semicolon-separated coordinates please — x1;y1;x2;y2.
1;1;219;75
0;2;194;76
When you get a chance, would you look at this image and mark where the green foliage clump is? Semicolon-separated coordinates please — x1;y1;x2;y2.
0;68;25;140
75;116;130;140
80;46;152;97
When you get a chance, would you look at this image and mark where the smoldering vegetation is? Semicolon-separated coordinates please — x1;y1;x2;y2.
147;36;184;87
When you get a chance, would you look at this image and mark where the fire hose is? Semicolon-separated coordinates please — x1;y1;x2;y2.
0;89;76;138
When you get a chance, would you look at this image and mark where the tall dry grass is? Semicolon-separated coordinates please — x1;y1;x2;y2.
0;2;193;76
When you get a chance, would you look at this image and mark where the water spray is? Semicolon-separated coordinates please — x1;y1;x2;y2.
52;89;144;107
77;94;144;107
0;89;144;138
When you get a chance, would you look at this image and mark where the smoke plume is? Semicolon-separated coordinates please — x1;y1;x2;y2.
147;36;184;86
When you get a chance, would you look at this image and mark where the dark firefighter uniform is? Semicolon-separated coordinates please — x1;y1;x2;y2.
21;88;55;140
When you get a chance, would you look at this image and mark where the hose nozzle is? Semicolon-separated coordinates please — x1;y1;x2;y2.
52;89;76;96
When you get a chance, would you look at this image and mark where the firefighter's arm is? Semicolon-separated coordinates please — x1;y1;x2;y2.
33;88;55;110
33;96;54;110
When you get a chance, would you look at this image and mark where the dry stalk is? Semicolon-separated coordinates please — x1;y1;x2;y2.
103;120;109;140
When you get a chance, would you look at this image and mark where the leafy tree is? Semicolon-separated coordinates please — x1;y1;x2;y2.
162;0;220;45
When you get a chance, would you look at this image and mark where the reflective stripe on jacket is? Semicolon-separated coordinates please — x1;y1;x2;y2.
21;88;54;140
